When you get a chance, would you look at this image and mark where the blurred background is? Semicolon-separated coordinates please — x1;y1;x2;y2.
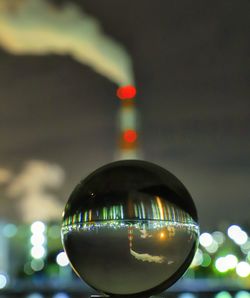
0;0;250;297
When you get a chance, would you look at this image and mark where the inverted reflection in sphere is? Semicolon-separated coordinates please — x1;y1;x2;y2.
62;160;199;297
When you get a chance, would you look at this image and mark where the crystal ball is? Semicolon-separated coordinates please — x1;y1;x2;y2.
62;160;199;297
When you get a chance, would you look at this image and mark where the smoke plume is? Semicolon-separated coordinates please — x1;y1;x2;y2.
130;248;166;264
7;160;65;223
0;0;134;86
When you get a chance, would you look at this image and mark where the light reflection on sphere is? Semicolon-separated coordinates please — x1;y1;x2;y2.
62;160;199;297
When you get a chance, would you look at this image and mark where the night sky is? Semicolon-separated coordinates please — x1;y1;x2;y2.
0;0;249;229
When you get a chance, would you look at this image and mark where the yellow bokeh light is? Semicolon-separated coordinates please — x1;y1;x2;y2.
160;232;165;239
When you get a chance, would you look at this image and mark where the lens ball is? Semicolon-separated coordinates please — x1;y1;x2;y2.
62;160;199;297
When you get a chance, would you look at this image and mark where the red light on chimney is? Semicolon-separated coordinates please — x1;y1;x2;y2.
123;130;137;143
117;85;137;100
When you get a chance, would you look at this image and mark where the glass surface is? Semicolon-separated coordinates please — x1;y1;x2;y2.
62;160;199;297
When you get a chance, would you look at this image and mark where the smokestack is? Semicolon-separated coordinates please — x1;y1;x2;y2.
0;0;140;159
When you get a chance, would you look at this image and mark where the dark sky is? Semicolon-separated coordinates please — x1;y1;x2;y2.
0;0;249;230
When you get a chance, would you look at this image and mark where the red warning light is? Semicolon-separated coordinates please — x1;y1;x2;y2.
117;85;137;100
123;130;137;143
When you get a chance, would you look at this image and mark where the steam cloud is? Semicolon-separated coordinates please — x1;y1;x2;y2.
0;168;12;184
7;160;65;223
130;248;166;264
0;0;134;86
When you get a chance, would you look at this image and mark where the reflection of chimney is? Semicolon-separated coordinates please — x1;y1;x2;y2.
128;226;133;249
167;226;176;238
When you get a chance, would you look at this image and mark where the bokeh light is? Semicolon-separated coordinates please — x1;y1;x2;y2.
23;263;34;276
31;221;46;234
234;231;248;245
215;291;232;298
201;253;211;267
30;234;45;246
236;262;250;277
227;225;248;245
235;291;250;298
56;252;69;267
224;254;238;269
212;231;225;245
240;239;250;254
199;233;213;247
53;293;70;298
31;259;45;272
228;225;241;238
215;257;228;273
205;240;219;254
0;273;8;289
31;246;46;259
178;293;196;298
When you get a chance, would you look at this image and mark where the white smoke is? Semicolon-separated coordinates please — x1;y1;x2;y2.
7;160;65;223
130;248;166;264
0;168;12;184
0;0;134;86
139;228;152;239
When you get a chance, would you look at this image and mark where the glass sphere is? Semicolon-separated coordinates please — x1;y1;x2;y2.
62;160;199;297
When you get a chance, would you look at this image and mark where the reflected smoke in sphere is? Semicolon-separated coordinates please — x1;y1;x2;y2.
62;160;199;297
